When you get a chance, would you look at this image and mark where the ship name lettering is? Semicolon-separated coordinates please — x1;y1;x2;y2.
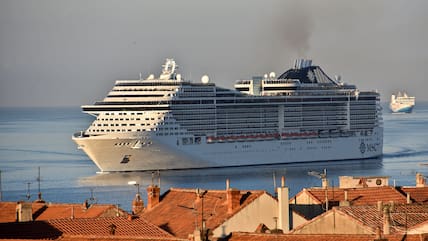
366;143;379;152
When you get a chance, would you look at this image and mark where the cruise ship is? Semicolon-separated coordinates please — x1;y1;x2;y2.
72;58;383;172
390;92;415;113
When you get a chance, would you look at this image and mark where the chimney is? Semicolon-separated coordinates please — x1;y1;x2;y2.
322;178;329;189
374;227;383;240
192;228;202;241
340;190;350;206
147;185;160;210
226;180;241;214
377;201;383;212
109;224;117;235
374;226;388;241
16;202;33;222
406;193;412;204
277;176;290;232
389;201;395;212
34;192;45;204
416;173;426;187
383;206;390;235
83;199;89;209
132;193;144;215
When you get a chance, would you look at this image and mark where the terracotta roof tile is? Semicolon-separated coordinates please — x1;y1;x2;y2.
400;187;428;204
36;203;126;220
0;202;19;223
337;204;428;234
408;218;428;231
301;186;408;206
49;217;174;238
59;238;183;241
0;201;48;222
141;188;265;239
228;232;428;241
0;217;182;240
0;201;128;223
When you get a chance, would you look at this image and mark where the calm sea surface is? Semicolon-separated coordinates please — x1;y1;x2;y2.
1;103;428;211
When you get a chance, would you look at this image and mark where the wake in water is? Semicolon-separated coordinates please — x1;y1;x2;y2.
383;149;428;159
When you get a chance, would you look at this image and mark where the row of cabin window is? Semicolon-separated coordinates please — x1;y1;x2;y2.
94;123;177;127
88;129;154;132
157;132;185;136
112;88;177;91
104;112;168;116
90;129;185;135
88;127;181;133
98;117;157;121
105;112;144;115
99;118;141;121
95;124;150;127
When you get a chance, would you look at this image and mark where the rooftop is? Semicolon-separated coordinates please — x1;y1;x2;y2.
294;186;408;206
227;232;428;241
0;201;128;223
399;186;428;204
338;204;428;234
291;204;428;235
0;216;182;240
141;187;266;238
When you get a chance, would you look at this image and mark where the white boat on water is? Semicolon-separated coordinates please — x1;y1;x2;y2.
390;92;415;113
72;58;383;172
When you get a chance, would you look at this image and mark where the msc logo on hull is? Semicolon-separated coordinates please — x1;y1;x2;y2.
360;141;380;154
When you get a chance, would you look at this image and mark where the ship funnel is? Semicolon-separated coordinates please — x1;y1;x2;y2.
294;59;313;69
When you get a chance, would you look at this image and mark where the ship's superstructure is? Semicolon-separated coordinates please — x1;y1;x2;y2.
390;92;415;113
73;59;383;172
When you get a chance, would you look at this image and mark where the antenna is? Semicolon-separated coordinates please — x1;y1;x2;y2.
308;169;329;211
272;172;277;195
26;182;32;200
37;167;41;194
193;202;198;230
88;187;97;205
0;170;2;201
34;166;45;203
195;188;207;239
157;170;161;188
116;203;121;217
128;181;141;195
273;217;278;230
308;169;328;187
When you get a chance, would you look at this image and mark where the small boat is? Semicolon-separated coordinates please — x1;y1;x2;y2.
390;92;415;113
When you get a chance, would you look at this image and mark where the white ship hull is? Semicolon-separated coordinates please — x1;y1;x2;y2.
390;103;414;113
73;127;383;172
73;58;383;172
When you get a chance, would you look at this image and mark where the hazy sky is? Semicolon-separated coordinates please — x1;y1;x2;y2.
1;0;427;107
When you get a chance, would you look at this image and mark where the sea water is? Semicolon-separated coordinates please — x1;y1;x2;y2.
1;103;427;211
